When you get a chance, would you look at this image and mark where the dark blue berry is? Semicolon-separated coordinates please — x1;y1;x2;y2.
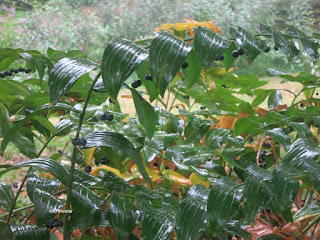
232;50;239;58
264;46;270;53
237;49;244;55
84;165;92;173
181;61;188;69
145;75;152;81
216;55;224;61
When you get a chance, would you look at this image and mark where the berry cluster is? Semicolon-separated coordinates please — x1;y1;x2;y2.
84;165;92;173
0;68;32;78
259;149;267;168
72;138;87;147
215;55;224;61
100;112;114;121
131;80;142;88
262;142;271;148
200;106;206;110
47;219;63;229
183;94;190;99
95;156;110;165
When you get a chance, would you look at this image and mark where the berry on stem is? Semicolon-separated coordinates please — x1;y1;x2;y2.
183;94;190;99
145;75;152;81
232;50;239;58
274;46;279;51
216;55;224;61
85;165;92;173
237;48;244;55
264;46;271;53
153;162;159;167
181;61;188;69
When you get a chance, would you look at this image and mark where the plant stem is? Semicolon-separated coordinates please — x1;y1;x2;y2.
0;204;34;218
63;71;101;240
303;214;320;233
169;89;178;111
6;134;55;225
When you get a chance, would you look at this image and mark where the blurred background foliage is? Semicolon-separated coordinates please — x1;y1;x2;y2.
0;0;319;75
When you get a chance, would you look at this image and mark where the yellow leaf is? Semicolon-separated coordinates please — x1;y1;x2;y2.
163;169;191;186
190;173;210;187
91;165;124;179
131;164;161;182
84;147;96;166
155;18;222;38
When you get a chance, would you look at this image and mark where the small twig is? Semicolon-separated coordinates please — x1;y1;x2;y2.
270;137;279;166
303;214;320;233
264;209;272;228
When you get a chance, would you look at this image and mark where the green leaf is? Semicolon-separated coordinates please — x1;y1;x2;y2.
141;202;175;240
133;185;162;200
27;174;60;202
0;182;14;211
288;122;311;138
229;27;267;62
176;185;210;240
72;168;101;186
205;128;230;149
223;42;237;71
130;88;157;139
102;39;148;100
244;166;272;224
0;158;69;185
266;128;291;151
257;235;284;240
0;221;14;240
268;90;282;108
271;168;300;214
84;131;152;186
252;89;272;107
31;115;56;136
194;27;232;68
149;31;192;96
287;26;319;61
293;204;320;222
55;118;77;136
49;57;98;104
70;182;105;228
110;192;139;240
96;171;132;192
11;225;49;240
33;189;66;226
182;49;202;87
207;178;242;234
0;103;37;158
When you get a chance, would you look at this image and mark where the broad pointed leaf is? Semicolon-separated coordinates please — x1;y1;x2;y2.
271;168;300;214
229;27;268;62
27;174;60;202
149;31;192;96
130;88;157;139
110;192;139;240
205;128;230;149
84;131;152;186
102;39;148;100
266;128;291;151
288;26;319;61
141;203;175;240
0;158;69;185
11;225;49;240
0;221;13;240
96;171;132;192
176;185;210;240
207;178;242;234
268;90;282;108
70;182;104;228
0;182;14;211
49;57;98;104
194;27;232;68
33;189;66;226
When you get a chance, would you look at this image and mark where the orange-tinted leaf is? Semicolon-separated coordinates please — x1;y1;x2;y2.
190;173;210;187
84;147;96;166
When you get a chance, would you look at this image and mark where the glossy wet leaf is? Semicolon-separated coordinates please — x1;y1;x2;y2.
266;128;291;151
102;39;148;100
70;182;105;228
0;221;13;240
182;49;202;87
288;122;311;138
11;225;49;240
229;27;267;62
110;192;139;240
131;88;157;139
72;168;101;186
271;168;300;214
268;90;282;108
244;166;272;224
149;31;192;96
0;158;69;185
194;27;232;68
287;26;319;61
133;185;162;200
84;131;152;186
33;188;66;226
252;89;272;107
141;202;175;240
205;128;230;149
27;174;60;202
293;203;320;222
0;182;14;211
96;171;132;192
0;102;37;158
207;178;242;234
49;57;98;104
176;185;210;240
